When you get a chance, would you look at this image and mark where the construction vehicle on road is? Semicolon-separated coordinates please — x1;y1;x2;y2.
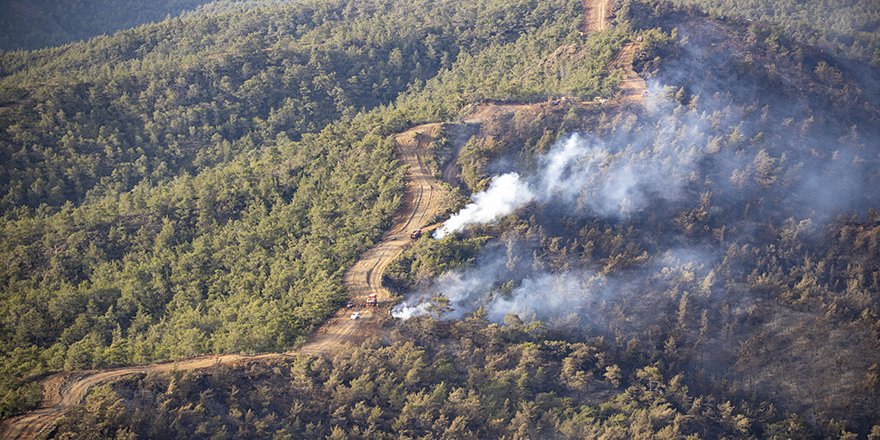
410;229;422;239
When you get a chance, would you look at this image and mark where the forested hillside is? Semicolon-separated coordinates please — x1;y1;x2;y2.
387;1;880;435
50;318;799;439
666;0;880;66
0;0;622;421
2;0;880;438
0;0;214;51
0;0;555;211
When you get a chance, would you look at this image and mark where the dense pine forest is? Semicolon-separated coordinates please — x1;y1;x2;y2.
0;0;618;421
1;0;879;438
670;0;880;67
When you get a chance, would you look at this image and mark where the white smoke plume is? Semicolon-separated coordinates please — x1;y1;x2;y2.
484;271;604;323
537;129;702;218
391;256;506;319
391;243;714;323
435;126;702;239
433;172;534;239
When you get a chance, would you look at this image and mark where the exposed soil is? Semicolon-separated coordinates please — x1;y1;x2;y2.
611;42;647;101
583;0;612;33
299;123;448;355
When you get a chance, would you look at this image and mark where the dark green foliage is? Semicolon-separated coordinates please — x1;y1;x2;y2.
0;0;620;420
385;236;490;294
1;0;558;211
50;317;788;439
3;0;878;437
378;3;880;434
661;0;880;66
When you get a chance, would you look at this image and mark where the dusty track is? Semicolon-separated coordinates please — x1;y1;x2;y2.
0;124;449;440
299;123;446;355
0;2;646;436
0;353;284;440
583;0;612;33
612;42;647;102
582;0;646;100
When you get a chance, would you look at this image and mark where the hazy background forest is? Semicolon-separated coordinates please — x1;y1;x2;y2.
0;0;214;50
1;0;879;438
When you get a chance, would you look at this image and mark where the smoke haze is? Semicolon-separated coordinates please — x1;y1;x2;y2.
393;10;880;427
434;172;534;239
400;22;880;321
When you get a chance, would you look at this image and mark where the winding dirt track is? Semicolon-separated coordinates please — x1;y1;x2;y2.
0;353;284;440
584;0;611;32
0;124;448;440
299;123;446;355
0;1;646;437
583;0;646;101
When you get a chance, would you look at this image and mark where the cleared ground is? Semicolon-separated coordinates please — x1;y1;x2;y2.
611;42;647;101
299;123;447;355
584;0;611;32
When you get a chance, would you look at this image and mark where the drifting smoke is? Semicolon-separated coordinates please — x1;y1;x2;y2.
400;14;880;323
391;242;596;321
392;265;604;322
534;129;700;217
485;271;602;323
391;242;715;323
392;251;508;319
399;89;877;323
393;15;880;423
433;172;534;239
435;122;703;239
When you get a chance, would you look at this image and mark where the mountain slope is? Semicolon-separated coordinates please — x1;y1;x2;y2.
1;0;879;438
0;0;621;423
0;0;214;51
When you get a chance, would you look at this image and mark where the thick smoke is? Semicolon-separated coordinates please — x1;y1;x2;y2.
434;173;534;239
434;104;708;240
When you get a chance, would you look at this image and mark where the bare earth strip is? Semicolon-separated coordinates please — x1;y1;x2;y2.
0;353;284;439
298;123;446;355
0;0;647;436
583;0;647;102
583;0;611;33
612;42;647;102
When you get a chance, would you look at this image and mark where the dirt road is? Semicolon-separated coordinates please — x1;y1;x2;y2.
0;124;449;440
583;0;646;101
0;352;285;439
612;42;647;102
583;0;612;33
299;123;446;355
